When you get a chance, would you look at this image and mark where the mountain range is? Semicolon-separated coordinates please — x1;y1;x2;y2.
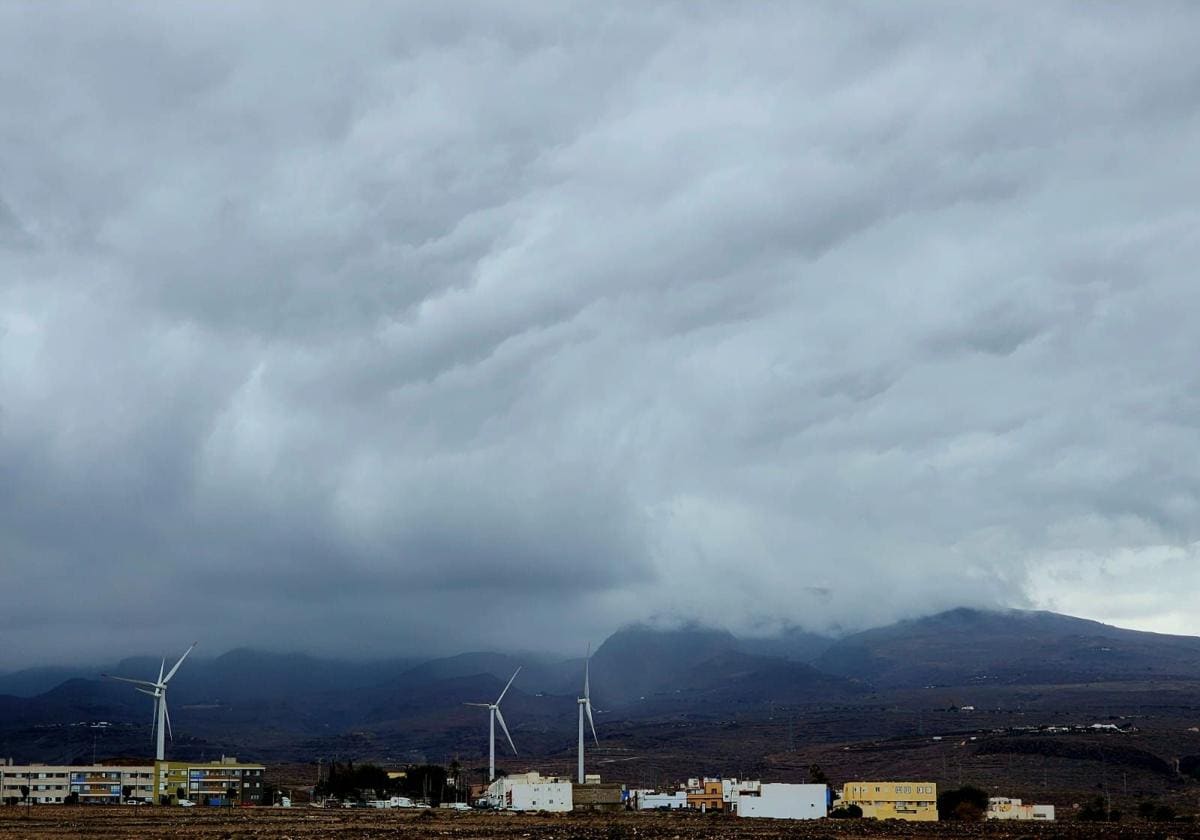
2;607;1199;766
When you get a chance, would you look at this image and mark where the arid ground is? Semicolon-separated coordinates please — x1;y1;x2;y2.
1;808;1198;840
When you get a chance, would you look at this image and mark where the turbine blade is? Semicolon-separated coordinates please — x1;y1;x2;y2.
586;700;598;746
135;687;158;697
584;644;591;699
164;698;173;741
494;707;517;755
158;658;165;685
103;675;159;689
496;666;521;705
163;642;196;684
463;702;491;707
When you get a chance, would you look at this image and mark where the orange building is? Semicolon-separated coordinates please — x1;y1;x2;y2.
686;778;724;811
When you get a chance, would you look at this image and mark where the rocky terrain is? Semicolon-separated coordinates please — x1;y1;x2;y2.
1;808;1198;840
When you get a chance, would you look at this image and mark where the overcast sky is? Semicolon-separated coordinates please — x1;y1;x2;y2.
2;2;1199;668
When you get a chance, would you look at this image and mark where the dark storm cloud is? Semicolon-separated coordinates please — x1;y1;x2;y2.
2;2;1200;667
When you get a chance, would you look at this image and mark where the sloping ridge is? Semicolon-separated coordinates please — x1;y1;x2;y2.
586;625;858;710
587;623;743;705
672;650;862;704
815;607;1200;688
0;666;96;698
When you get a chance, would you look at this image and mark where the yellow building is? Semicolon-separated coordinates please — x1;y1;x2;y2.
155;756;265;806
840;781;937;821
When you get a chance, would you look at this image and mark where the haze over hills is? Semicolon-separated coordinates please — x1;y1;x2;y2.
2;607;1200;765
588;624;745;704
4;608;1200;704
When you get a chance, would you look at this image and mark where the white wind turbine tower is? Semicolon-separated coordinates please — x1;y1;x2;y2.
577;645;598;784
104;643;196;761
464;667;521;782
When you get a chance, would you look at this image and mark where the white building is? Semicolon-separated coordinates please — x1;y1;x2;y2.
987;797;1054;821
722;778;761;811
737;783;827;820
634;790;688;810
486;772;573;812
511;781;572;812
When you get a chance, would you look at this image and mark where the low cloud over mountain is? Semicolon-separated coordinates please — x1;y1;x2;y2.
2;3;1200;666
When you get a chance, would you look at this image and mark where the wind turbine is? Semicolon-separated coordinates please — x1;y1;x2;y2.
577;645;598;784
464;667;521;782
103;643;196;761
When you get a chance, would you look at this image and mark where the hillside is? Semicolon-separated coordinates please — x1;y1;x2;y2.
815;607;1200;687
587;624;743;705
4;608;1200;768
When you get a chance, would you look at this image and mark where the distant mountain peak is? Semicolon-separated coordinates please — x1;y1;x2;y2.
816;606;1200;688
612;622;736;639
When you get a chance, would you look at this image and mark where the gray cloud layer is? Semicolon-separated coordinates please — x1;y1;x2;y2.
2;2;1199;667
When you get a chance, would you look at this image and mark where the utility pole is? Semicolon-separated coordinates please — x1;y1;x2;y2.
1097;746;1111;821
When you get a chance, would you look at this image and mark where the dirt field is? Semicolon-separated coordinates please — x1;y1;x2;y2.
1;808;1198;840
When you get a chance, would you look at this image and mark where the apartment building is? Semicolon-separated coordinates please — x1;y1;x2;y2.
155;756;265;805
0;762;155;804
840;781;938;821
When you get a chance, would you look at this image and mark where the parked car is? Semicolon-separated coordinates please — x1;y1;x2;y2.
178;799;196;807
